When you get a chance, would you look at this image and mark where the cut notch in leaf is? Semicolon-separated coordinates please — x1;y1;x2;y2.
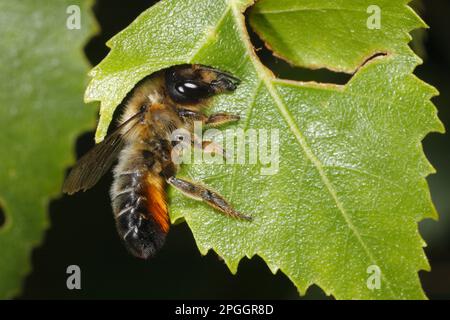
249;0;427;73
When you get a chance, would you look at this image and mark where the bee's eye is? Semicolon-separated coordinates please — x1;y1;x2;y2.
165;67;214;104
170;81;211;104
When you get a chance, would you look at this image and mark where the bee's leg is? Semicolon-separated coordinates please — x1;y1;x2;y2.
192;112;240;158
202;140;228;158
173;132;227;159
205;113;240;127
167;176;252;221
178;109;239;127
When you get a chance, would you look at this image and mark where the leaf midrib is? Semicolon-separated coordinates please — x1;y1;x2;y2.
229;2;397;297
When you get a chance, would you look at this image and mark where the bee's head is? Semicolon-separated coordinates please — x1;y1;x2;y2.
165;64;240;104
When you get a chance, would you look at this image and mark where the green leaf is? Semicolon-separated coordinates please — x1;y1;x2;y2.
249;0;426;73
86;0;443;299
0;0;96;298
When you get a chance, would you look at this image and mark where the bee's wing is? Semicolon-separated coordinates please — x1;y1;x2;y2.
62;110;145;195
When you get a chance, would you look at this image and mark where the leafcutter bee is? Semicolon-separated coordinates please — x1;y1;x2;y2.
63;64;251;259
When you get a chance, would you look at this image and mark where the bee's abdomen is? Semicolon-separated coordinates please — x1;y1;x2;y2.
111;162;169;259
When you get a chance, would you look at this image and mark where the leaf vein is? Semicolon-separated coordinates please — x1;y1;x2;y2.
231;2;397;297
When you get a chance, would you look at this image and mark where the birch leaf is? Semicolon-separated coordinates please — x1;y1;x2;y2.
85;0;443;299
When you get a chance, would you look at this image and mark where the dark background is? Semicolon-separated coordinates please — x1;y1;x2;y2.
18;0;450;299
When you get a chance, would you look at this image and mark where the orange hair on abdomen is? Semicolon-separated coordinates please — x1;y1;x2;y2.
145;173;170;233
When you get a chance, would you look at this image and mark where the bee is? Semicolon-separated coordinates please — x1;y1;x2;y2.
63;64;251;259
